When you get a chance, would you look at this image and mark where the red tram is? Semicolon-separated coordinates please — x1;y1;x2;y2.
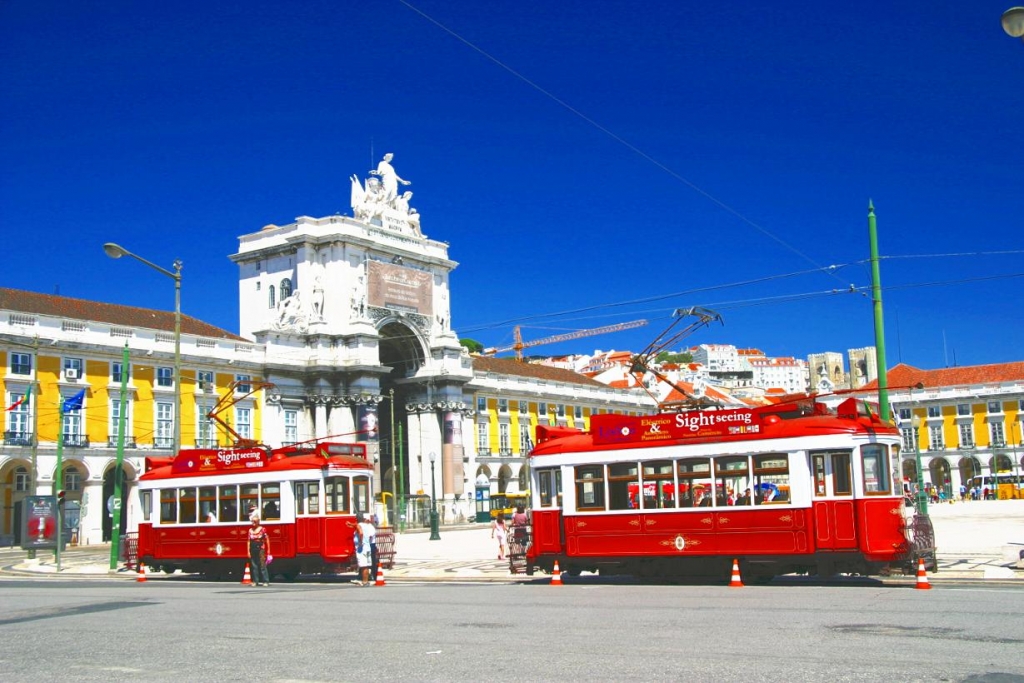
131;441;374;579
525;397;932;582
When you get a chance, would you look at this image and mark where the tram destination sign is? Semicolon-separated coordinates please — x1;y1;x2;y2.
171;448;269;474
592;409;763;445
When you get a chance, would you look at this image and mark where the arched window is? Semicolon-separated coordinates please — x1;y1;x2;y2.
280;278;292;300
14;466;29;492
268;285;276;309
65;466;83;492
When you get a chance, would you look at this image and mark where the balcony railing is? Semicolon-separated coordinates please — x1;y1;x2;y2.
3;431;33;446
477;447;492;456
62;434;89;448
107;436;137;449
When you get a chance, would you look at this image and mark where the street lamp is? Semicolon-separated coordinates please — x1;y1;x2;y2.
911;415;929;515
428;451;441;540
1003;7;1024;39
104;243;182;454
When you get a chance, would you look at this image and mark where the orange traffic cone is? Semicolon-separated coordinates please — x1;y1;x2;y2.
729;559;744;588
375;566;386;587
550;560;563;585
241;563;253;586
136;562;147;583
915;558;931;590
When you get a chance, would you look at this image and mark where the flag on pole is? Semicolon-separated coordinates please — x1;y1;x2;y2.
5;386;30;412
63;389;86;412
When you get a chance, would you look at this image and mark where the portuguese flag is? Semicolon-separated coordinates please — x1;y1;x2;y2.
6;386;30;412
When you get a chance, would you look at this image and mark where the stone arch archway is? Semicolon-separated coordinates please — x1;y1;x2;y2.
0;458;33;543
101;459;139;542
928;457;951;499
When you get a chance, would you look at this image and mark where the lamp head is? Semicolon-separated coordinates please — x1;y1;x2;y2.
103;242;128;259
428;451;436;463
1003;7;1024;38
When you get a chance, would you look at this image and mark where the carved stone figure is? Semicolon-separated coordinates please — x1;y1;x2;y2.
369;152;410;205
312;276;325;319
273;291;307;332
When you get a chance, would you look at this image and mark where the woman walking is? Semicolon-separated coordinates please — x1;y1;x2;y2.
491;515;508;560
248;515;271;587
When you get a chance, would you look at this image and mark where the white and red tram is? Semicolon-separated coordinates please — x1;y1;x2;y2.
131;441;374;579
525;398;930;582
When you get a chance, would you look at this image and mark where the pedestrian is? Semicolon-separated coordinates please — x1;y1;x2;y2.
351;513;373;586
366;514;379;582
510;505;529;560
491;515;507;560
248;515;270;587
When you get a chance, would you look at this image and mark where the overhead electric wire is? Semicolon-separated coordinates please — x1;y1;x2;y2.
396;0;851;289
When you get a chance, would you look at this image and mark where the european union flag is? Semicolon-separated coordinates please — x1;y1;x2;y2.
63;389;86;412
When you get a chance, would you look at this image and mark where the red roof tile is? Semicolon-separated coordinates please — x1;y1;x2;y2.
470;355;607;387
863;362;1024;390
0;287;247;341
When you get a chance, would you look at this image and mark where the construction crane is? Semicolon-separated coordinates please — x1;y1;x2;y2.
481;319;649;361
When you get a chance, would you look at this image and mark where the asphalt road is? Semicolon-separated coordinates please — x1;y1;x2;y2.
2;579;1023;682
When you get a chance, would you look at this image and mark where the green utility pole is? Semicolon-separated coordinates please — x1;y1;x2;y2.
54;401;65;572
109;343;129;569
397;423;405;532
868;201;891;423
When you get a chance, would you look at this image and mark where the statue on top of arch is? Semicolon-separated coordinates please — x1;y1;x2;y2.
350;152;422;235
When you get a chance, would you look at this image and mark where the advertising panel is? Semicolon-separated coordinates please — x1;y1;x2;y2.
21;496;58;551
367;261;432;315
591;409;763;445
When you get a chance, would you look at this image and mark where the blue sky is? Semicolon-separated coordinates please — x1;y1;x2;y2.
2;1;1021;371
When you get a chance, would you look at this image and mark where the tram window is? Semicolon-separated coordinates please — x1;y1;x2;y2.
575;466;605;511
240;484;259;519
642;460;675;508
140;491;152;522
678;459;713;507
861;445;891;494
160;489;178;524
608;462;639;510
812;454;827;497
715;456;750;506
199;487;216;522
219;485;238;522
555;469;562;507
261;483;281;520
832;452;853;496
754;454;790;504
325;477;350;514
295;481;319;515
538;469;554;507
353;476;371;515
179;487;198;524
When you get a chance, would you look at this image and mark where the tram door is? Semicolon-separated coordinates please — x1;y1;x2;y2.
811;450;857;550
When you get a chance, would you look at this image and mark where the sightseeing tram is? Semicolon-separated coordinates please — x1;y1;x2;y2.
525;397;931;582
131;441;374;579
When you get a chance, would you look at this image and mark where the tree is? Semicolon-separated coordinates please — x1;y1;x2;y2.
656;351;693;364
460;338;483;353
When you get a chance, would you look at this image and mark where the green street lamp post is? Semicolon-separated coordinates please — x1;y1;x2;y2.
911;415;929;515
104;243;182;455
428;451;441;540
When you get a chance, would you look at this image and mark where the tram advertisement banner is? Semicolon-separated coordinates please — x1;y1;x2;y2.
21;496;58;551
171;448;268;473
591;409;763;445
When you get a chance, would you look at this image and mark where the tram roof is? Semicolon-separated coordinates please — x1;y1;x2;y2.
530;398;897;457
140;452;371;481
